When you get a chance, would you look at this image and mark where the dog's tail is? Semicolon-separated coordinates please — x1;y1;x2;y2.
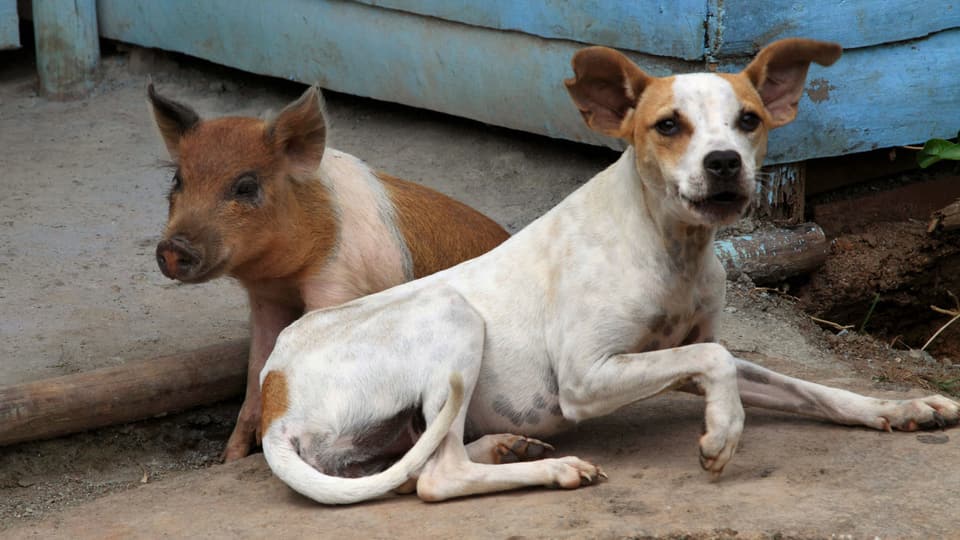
262;373;464;505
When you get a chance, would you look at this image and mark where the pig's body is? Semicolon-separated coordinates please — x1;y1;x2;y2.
148;85;509;460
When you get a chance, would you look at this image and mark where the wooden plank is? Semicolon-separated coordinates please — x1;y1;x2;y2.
718;28;960;163
0;340;248;446
95;0;960;164
813;175;960;237
711;0;960;57
32;0;100;98
350;0;708;60
714;224;829;284
749;163;805;225
805;147;921;195
0;0;18;50
96;0;691;152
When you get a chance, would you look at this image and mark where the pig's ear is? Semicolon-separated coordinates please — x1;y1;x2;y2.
267;85;327;182
147;83;200;159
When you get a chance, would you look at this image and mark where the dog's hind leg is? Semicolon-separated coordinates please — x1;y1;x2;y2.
729;358;960;431
417;430;603;502
465;434;555;464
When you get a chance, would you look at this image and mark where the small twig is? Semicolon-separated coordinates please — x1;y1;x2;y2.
889;335;909;350
809;315;854;332
931;305;960;317
902;145;924;151
922;311;960;352
752;287;800;302
859;292;880;333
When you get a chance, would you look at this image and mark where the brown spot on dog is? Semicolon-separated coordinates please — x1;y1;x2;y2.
681;324;700;345
492;395;524;427
260;370;289;435
378;172;509;278
648;313;667;334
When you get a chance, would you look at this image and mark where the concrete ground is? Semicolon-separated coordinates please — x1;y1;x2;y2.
2;43;958;538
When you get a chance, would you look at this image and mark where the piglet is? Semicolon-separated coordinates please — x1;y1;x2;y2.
147;84;509;461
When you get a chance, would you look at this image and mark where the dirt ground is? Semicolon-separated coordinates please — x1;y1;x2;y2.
2;41;960;538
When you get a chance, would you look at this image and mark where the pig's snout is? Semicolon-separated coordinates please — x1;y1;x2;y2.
156;236;202;280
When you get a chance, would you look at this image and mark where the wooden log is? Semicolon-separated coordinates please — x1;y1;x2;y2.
0;340;248;446
714;223;829;284
929;199;960;233
32;0;100;99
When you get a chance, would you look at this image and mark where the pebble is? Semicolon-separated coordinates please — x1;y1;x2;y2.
907;349;937;364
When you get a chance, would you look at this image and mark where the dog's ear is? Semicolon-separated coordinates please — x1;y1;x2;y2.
741;38;842;128
147;83;201;159
565;46;652;138
266;84;327;182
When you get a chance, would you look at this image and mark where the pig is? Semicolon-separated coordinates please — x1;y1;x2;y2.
147;84;509;461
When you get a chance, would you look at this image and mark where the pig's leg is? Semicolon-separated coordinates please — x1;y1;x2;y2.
222;296;301;462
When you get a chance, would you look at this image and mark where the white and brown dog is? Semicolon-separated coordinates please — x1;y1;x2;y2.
259;38;960;504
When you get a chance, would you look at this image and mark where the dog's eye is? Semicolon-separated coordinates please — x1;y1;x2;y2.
655;118;680;136
231;174;261;203
738;112;761;132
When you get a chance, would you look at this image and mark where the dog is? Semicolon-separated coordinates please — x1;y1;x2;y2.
258;38;960;503
147;84;508;461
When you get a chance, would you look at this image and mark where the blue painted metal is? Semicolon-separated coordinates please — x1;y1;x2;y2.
711;0;960;57
0;0;18;50
33;0;99;98
350;0;708;60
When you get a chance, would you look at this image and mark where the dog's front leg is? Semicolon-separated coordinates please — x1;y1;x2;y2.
559;343;745;475
731;359;960;431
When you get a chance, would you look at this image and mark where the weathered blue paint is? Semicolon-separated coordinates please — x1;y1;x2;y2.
33;0;99;98
0;0;18;50
721;28;960;163
711;0;960;57
95;0;688;151
714;223;828;283
351;0;708;60
95;0;960;164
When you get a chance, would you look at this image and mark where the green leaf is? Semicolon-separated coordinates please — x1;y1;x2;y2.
917;138;960;168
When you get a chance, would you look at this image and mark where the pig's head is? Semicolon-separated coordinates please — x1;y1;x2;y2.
148;84;327;284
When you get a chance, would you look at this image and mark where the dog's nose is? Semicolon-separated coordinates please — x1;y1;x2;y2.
703;150;742;179
156;235;201;280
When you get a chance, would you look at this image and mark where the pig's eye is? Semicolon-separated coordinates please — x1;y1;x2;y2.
231;174;261;204
171;172;183;192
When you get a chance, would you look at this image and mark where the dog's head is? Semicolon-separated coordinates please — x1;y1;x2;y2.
565;38;841;226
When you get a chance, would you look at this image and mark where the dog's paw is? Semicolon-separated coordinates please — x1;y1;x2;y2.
495;435;555;464
698;405;744;477
874;395;960;432
549;456;606;489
